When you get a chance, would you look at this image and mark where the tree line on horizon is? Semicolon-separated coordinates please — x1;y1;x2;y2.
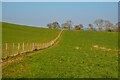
47;19;119;32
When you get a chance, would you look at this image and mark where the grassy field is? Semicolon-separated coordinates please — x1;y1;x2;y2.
2;22;60;57
2;23;118;78
2;22;60;44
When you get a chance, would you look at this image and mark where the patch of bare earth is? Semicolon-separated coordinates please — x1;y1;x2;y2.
1;56;23;67
93;45;113;51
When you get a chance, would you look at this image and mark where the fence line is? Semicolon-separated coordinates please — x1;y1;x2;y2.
2;30;64;60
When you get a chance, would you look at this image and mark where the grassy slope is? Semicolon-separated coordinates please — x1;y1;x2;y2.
2;30;118;78
2;22;60;57
0;22;2;44
2;22;60;44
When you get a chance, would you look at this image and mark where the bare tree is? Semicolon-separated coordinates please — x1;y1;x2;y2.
47;21;60;29
79;24;84;30
119;22;120;32
104;20;113;32
52;22;60;29
75;25;80;30
62;20;73;30
47;23;53;29
74;24;83;30
94;19;104;31
88;24;94;30
62;23;68;29
66;20;72;30
111;23;118;32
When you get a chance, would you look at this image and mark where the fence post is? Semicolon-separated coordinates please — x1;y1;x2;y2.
6;43;7;51
26;43;28;51
17;43;20;55
29;43;30;51
39;43;41;49
34;43;37;50
37;43;38;49
35;43;36;50
6;43;8;57
38;43;39;49
13;43;14;50
31;43;32;51
44;43;45;48
32;43;34;51
23;42;24;53
37;43;39;49
12;43;14;55
43;43;44;48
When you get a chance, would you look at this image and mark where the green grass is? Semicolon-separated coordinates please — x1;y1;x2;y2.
2;22;60;57
0;22;2;45
2;22;60;44
2;23;118;78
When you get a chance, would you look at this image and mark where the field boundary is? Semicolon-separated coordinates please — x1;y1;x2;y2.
2;29;64;61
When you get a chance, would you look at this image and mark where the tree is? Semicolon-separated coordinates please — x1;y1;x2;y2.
62;20;73;30
94;19;104;31
79;24;84;30
88;24;94;30
111;23;118;32
104;20;113;32
119;22;120;32
74;24;83;30
47;21;60;29
75;25;80;30
52;22;60;29
47;23;53;29
66;20;72;30
62;23;69;29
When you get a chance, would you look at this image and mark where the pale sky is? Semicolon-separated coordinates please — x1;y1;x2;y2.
2;2;118;28
1;0;120;2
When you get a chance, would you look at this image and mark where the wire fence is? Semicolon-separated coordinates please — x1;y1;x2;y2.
2;30;64;60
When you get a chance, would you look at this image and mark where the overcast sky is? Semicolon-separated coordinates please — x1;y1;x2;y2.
2;2;118;28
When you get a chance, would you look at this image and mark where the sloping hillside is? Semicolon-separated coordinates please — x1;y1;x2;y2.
2;30;118;78
2;22;60;44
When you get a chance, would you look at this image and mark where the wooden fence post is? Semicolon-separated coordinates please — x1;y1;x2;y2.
38;43;39;49
6;43;7;52
26;43;28;51
17;43;20;55
35;43;36;50
31;43;32;51
37;43;38;49
23;42;24;52
6;43;8;57
34;43;37;50
13;43;14;50
33;43;34;51
37;43;39;49
12;43;14;55
43;43;44;48
44;43;45;48
29;43;30;51
38;43;40;49
39;43;41;49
